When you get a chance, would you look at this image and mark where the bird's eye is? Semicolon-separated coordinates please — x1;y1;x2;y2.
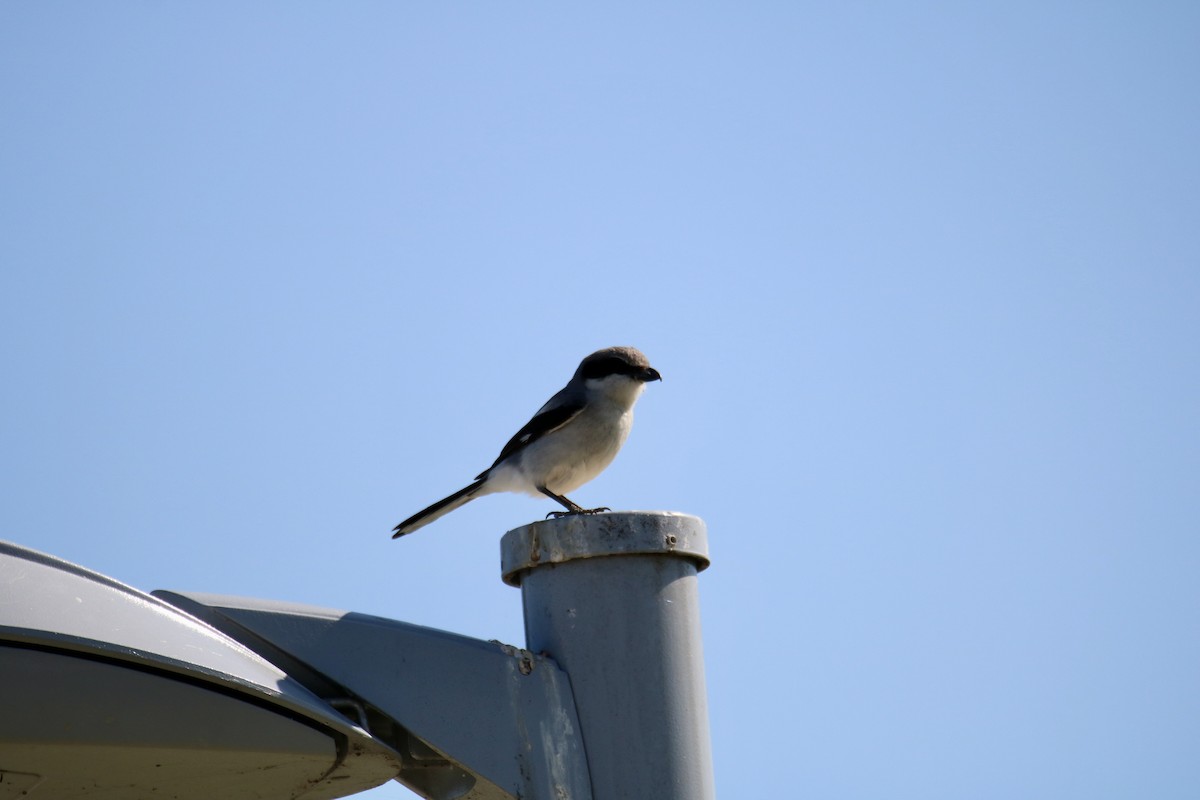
582;356;631;381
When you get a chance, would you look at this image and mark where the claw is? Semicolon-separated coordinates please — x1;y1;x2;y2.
545;507;610;520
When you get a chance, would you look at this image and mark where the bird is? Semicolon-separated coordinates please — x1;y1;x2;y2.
392;346;662;538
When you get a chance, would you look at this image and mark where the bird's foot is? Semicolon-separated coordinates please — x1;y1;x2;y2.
545;506;611;520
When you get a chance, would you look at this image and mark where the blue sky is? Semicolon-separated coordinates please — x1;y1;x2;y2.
2;4;1198;798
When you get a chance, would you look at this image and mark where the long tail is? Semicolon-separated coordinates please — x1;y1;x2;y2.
392;478;488;538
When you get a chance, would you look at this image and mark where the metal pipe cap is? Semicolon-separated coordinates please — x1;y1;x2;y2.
500;511;709;587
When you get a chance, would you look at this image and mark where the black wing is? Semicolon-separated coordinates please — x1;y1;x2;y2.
478;396;585;478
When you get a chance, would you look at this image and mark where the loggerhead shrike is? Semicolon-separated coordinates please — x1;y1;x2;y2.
392;346;661;538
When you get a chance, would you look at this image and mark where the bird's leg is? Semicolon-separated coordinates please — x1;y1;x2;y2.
539;487;610;519
540;487;585;513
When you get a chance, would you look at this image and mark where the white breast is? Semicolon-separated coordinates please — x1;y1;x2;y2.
516;402;635;495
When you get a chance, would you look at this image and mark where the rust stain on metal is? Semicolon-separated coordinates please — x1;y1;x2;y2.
497;642;537;675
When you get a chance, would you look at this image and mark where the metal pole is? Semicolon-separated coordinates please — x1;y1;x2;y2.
501;512;715;800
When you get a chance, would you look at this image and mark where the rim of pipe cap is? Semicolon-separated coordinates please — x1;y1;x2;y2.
499;511;709;587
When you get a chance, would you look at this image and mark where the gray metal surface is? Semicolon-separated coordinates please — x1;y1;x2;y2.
0;646;351;799
154;592;593;800
0;540;401;799
503;513;716;800
500;511;709;586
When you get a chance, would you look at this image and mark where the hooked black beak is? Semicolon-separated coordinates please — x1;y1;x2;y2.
641;366;662;382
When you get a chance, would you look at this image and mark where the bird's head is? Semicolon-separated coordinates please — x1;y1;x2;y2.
576;346;661;404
